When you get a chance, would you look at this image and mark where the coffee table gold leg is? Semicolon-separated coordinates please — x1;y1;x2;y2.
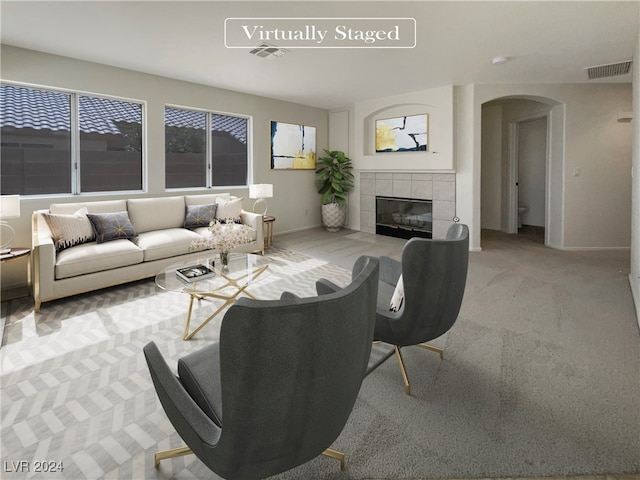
181;264;269;340
184;298;234;341
182;296;197;341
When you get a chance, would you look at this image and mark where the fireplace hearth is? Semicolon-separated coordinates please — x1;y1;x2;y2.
376;196;433;239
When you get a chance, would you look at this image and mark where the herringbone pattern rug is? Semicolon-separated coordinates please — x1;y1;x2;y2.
1;248;393;479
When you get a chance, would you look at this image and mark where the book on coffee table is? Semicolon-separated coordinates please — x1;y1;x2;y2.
176;263;216;283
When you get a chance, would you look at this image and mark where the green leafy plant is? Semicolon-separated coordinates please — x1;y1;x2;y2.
315;149;354;205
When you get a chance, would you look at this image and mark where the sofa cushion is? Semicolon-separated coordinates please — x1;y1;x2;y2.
185;193;230;206
43;207;96;251
134;228;205;262
55;239;143;279
50;200;127;215
127;196;185;234
87;211;137;243
184;204;217;229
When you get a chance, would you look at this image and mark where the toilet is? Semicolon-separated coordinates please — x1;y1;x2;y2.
518;205;528;229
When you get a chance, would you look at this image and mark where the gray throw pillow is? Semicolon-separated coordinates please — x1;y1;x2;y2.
87;211;137;243
184;204;217;229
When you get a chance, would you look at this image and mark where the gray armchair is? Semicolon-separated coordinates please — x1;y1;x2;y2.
374;223;469;394
143;255;379;479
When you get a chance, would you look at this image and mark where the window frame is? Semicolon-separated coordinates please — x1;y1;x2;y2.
164;103;252;191
0;81;147;198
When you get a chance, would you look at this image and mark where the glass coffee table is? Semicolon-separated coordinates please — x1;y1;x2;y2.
156;253;270;340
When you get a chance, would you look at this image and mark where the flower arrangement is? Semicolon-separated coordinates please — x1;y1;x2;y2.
191;219;255;266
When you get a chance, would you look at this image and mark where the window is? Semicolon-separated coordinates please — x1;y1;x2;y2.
0;83;144;195
79;96;143;192
165;107;248;189
1;85;72;195
165;108;207;188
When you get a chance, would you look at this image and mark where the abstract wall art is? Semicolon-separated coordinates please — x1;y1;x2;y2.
375;114;428;153
270;121;317;169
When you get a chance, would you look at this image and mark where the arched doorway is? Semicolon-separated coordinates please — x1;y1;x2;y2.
480;96;561;247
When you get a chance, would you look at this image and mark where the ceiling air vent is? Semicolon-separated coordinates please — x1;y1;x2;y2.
249;44;289;60
585;60;632;80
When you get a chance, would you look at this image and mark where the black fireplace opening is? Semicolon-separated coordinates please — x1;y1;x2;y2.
376;196;433;239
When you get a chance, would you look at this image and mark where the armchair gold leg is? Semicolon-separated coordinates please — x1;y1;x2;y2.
322;448;345;470
418;342;444;359
394;346;411;395
154;446;192;468
154;446;344;471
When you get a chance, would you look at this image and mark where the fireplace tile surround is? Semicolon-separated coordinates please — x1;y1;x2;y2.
359;172;456;239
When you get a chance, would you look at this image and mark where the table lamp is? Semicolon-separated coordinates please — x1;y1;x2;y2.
0;195;20;254
249;184;273;215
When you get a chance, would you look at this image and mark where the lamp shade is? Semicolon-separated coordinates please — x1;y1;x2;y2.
0;195;20;219
249;184;273;199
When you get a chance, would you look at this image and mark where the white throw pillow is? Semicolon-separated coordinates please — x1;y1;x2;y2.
215;196;243;222
389;275;404;312
43;207;96;251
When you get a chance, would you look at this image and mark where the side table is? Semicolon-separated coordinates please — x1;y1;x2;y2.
262;216;275;253
1;247;31;349
1;247;32;296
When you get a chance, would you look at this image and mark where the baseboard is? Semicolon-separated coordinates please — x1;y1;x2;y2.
629;274;640;332
274;223;323;236
558;246;631;252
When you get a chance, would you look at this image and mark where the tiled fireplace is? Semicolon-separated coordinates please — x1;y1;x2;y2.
359;172;456;239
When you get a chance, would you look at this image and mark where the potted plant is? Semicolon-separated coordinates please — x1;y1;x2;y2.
315;149;354;232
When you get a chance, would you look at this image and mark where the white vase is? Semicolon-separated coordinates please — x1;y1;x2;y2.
321;203;346;232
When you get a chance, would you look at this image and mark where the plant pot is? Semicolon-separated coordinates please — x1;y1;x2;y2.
321;203;346;232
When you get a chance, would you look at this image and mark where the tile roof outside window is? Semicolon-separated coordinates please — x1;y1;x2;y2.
2;84;247;144
79;96;141;135
165;107;247;144
165;107;206;130
1;84;71;131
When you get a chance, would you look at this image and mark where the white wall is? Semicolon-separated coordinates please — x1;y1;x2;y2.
341;82;633;253
0;45;329;290
631;32;640;327
481;104;503;231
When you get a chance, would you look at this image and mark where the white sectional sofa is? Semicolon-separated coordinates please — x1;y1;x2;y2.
32;193;263;311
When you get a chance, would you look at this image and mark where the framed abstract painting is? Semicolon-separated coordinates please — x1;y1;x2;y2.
375;114;428;152
270;121;317;169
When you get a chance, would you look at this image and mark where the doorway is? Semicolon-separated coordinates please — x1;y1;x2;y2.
510;115;548;242
481;96;560;248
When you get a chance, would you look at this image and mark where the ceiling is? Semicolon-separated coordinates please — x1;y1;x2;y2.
1;1;638;110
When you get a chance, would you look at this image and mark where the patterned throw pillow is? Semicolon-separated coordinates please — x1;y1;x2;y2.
184;204;217;229
87;211;137;243
215;197;243;223
43;207;96;251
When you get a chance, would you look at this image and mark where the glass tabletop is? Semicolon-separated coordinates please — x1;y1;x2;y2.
155;253;270;294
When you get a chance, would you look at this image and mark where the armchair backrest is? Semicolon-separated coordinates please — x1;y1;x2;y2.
398;223;469;343
200;255;379;478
